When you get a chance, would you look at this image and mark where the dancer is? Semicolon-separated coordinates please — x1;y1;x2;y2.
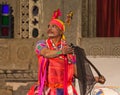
27;9;105;95
35;9;77;95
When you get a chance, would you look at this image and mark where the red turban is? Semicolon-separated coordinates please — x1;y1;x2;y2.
49;9;65;32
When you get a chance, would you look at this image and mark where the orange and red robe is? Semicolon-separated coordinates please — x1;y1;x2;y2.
35;38;77;95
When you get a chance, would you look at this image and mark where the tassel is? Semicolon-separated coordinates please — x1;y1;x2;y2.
51;9;62;19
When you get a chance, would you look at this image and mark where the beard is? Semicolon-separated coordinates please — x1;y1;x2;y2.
47;30;57;38
47;30;62;38
48;33;55;37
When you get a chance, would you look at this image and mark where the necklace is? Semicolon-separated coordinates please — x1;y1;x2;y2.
50;39;62;50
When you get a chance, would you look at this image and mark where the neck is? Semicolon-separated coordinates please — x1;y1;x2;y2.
50;36;62;45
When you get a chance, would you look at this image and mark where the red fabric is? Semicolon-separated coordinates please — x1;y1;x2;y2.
49;19;65;31
49;9;65;31
33;38;76;95
97;0;120;37
51;9;61;19
38;56;48;84
46;39;74;88
63;56;68;95
27;85;35;95
47;57;74;88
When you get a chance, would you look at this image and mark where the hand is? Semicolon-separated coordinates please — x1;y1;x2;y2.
95;75;106;84
62;46;74;55
98;75;106;84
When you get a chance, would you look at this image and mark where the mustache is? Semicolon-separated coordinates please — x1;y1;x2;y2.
47;29;53;33
48;34;54;36
47;30;55;36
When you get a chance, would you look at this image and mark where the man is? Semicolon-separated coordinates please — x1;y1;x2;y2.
35;9;77;95
34;9;105;95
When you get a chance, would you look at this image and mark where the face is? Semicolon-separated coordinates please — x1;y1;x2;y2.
47;24;63;38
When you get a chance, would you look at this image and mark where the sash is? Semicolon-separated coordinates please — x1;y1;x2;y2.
38;56;48;95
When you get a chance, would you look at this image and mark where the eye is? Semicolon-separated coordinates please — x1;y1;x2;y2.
48;25;50;28
52;25;56;28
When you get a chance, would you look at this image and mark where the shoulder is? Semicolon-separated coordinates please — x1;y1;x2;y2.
35;40;47;55
36;40;46;45
36;40;47;47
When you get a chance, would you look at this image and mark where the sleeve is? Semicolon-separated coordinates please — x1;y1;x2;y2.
35;40;47;55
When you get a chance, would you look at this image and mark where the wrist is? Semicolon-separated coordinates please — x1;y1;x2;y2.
56;50;63;55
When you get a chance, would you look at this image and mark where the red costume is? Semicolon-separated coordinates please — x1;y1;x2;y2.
35;38;77;95
27;9;77;95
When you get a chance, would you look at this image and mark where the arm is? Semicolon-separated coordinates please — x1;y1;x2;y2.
35;40;74;58
74;65;106;84
40;45;74;58
40;48;62;58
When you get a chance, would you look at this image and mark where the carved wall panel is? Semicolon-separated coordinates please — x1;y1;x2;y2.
20;0;29;38
0;39;38;95
29;0;44;38
0;39;38;82
110;41;120;56
10;40;32;69
80;38;120;57
0;40;10;69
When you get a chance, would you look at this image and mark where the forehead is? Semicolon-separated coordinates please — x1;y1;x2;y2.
48;24;60;29
49;23;57;26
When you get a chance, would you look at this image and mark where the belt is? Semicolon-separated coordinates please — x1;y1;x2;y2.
45;82;72;89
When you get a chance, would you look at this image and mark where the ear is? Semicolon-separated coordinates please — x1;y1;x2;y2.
60;30;63;35
56;27;63;34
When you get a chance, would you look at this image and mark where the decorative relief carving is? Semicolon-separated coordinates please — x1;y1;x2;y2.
89;46;104;56
80;38;120;57
112;46;120;56
0;47;8;61
20;0;29;39
0;69;37;82
0;39;37;69
29;0;44;38
32;5;39;16
22;31;29;38
0;39;38;82
17;46;30;60
0;46;9;63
